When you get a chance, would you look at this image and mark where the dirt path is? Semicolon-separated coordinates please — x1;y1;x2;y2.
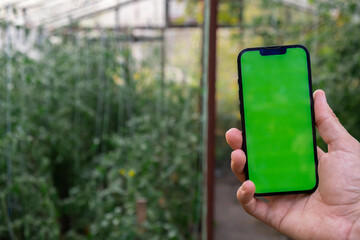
214;171;288;240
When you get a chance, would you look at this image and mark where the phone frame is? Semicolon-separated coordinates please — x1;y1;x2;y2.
237;44;319;196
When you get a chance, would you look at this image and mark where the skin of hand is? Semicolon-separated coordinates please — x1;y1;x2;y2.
225;90;360;240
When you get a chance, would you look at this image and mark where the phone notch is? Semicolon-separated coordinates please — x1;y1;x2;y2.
259;47;287;56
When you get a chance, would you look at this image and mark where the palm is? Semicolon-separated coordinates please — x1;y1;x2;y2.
226;90;360;240
265;149;360;240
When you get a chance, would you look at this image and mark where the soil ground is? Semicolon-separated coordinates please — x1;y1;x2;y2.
214;170;289;240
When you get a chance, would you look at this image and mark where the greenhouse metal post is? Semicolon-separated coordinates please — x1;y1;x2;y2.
203;0;218;239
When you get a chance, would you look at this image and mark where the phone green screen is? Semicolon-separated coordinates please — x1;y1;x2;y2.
238;45;318;195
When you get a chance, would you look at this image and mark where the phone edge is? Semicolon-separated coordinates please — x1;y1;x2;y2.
237;44;319;196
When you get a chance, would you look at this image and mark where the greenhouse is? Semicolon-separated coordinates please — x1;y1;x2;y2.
1;0;360;239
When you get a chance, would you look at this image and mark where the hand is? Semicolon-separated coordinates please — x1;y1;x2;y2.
225;90;360;240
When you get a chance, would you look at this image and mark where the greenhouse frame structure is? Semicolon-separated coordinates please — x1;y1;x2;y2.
0;0;316;239
0;0;218;239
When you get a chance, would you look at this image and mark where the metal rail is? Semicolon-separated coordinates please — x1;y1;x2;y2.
202;0;217;239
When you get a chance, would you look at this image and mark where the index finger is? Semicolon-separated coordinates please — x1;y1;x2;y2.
225;128;243;150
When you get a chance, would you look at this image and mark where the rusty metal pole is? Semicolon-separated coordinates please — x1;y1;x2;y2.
202;0;218;239
136;198;147;233
206;0;217;238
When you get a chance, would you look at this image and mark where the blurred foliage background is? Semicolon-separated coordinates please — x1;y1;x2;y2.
0;32;202;239
216;0;360;170
0;0;360;239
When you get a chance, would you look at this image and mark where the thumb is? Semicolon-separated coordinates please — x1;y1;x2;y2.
313;90;350;150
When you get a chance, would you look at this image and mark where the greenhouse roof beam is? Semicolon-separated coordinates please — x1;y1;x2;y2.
0;0;23;8
9;0;80;27
55;23;244;33
41;0;146;29
19;0;71;14
27;0;104;26
275;0;315;12
2;0;316;29
1;0;64;11
11;0;48;9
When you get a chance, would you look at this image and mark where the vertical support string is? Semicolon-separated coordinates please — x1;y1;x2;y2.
102;33;111;153
95;28;105;152
74;33;80;172
19;9;28;173
115;7;124;135
5;5;16;240
5;4;13;213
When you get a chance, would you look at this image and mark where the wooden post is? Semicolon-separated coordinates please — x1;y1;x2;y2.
136;198;147;232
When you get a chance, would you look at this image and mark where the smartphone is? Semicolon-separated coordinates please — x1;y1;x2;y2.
237;45;318;196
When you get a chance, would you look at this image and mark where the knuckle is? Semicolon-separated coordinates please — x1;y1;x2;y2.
330;110;339;123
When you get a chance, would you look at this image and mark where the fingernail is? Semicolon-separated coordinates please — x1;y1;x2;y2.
316;89;327;103
226;128;235;134
225;129;231;137
322;90;327;103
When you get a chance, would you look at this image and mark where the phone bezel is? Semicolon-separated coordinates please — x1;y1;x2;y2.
237;44;319;196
